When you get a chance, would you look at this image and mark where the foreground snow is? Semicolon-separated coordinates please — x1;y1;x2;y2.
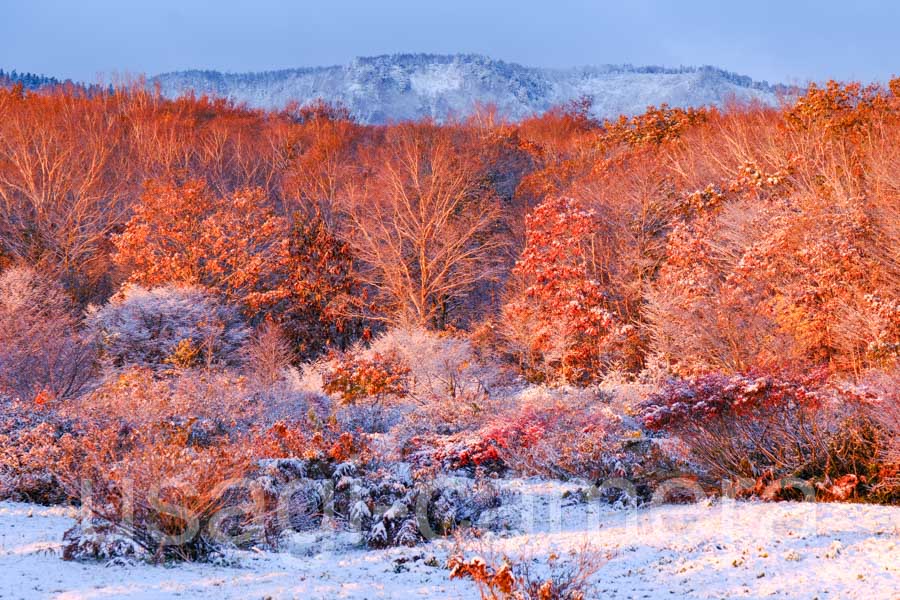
0;480;897;599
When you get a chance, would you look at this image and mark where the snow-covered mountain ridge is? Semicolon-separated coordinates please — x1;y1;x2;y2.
152;53;785;123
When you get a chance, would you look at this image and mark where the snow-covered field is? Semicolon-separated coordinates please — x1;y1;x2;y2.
1;479;897;599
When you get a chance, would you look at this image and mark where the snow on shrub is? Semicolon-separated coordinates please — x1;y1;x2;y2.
835;370;900;502
448;544;606;600
53;376;365;561
366;328;499;405
87;284;248;370
254;420;368;465
250;457;502;551
57;387;367;562
318;350;411;433
51;390;503;562
323;351;410;405
409;387;671;497
641;371;825;431
61;420;255;562
248;421;504;550
640;371;891;501
242;319;296;389
640;372;828;491
317;327;505;436
0;370;261;508
0;266;96;400
0;400;81;504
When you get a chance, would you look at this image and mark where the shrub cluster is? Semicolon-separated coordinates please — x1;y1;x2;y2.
408;388;679;503
641;371;896;501
448;546;605;600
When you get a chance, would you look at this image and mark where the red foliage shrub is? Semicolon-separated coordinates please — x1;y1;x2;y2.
254;420;368;464
641;371;892;501
0;401;81;504
641;371;825;432
449;546;605;600
418;392;641;483
474;401;617;479
63;420;255;561
322;351;410;405
503;197;634;383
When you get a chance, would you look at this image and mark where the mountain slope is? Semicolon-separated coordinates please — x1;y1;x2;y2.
152;54;783;123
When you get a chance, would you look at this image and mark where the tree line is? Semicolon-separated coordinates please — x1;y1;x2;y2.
1;80;898;386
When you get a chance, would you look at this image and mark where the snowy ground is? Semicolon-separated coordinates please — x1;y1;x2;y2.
0;479;897;599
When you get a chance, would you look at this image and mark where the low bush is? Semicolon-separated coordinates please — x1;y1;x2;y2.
61;420;255;562
254;420;369;465
409;388;678;502
59;417;362;562
322;350;410;405
242;319;296;390
43;372;327;561
641;371;894;501
248;427;504;551
448;545;605;600
0;400;81;504
314;328;509;439
366;328;499;406
40;387;504;563
480;396;621;480
86;284;248;371
838;370;900;502
0;266;96;400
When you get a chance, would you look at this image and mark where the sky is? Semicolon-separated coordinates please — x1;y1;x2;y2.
2;0;898;85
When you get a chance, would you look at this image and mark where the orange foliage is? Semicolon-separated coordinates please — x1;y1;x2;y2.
114;180;289;311
322;351;410;405
1;78;898;379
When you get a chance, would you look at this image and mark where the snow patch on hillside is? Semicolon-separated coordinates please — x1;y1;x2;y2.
410;63;464;97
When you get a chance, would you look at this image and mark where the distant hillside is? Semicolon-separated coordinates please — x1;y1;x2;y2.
0;69;111;95
0;69;64;90
152;54;785;123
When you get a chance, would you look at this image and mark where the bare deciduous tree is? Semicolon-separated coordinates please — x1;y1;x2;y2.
0;266;96;400
342;124;503;328
0;89;133;302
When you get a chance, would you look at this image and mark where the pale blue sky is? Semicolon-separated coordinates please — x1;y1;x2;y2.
2;0;897;84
